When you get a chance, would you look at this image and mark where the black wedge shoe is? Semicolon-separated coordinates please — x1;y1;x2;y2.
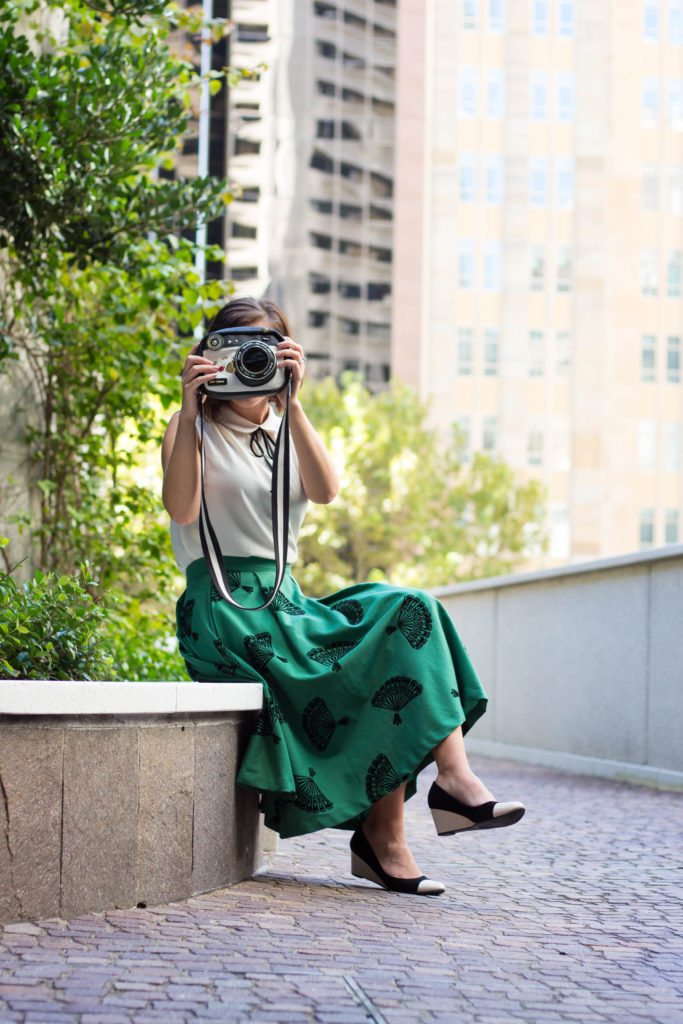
350;826;445;896
428;780;525;836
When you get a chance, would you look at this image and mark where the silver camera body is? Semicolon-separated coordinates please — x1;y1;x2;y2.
198;326;289;399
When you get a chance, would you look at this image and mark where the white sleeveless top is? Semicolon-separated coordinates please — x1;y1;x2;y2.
170;404;309;572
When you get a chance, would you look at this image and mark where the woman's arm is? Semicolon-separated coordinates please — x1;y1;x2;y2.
288;399;339;505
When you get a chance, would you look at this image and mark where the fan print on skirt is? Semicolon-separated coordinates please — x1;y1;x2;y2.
306;640;359;672
385;595;433;649
365;753;407;802
293;768;334;813
331;599;364;624
371;676;423;725
212;638;242;676
302;697;350;751
261;587;305;616
254;689;286;745
177;594;199;642
210;573;253;600
244;631;288;672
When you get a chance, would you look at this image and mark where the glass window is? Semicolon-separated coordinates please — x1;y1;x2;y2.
367;282;391;301
338;316;360;335
664;422;681;471
309;273;331;294
458;241;476;289
459;154;478;203
530;72;549;120
556;158;575;209
457;328;474;374
529;157;549;205
489;0;505;31
641;334;657;381
486;69;505;118
556;331;571;375
529;330;544;376
643;164;660;210
308;310;330;327
532;0;549;35
530;246;545;291
642;79;659;127
669;165;683;213
557;246;573;291
671;0;683;42
643;1;660;41
482;415;498;451
231;221;257;239
311;150;334;174
558;1;575;36
665;509;680;544
527;425;544;465
455;416;472;463
368;245;392;263
485;155;503;204
310;231;333;250
463;0;478;30
639;508;655;549
484;241;502;291
667;335;681;382
667;250;682;296
338;281;362;299
669;80;683;129
557;74;575;122
641;250;659;295
484;329;499;375
459;67;478;117
638;419;658;471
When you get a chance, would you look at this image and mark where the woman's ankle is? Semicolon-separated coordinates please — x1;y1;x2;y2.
435;770;495;804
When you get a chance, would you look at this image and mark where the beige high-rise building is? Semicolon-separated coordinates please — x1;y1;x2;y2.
392;0;683;567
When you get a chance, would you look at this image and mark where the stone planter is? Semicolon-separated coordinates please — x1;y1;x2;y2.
0;681;266;925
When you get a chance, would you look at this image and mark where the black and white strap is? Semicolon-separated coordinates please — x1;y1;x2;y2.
198;381;292;611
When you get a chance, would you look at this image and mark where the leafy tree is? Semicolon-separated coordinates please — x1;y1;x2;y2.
296;376;548;595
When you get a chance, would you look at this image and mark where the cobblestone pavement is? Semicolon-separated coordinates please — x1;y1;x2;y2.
1;755;682;1024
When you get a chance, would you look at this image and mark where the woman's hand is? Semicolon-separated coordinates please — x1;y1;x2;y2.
179;341;223;422
276;336;306;406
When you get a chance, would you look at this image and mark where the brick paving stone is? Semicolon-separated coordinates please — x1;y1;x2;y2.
1;757;682;1024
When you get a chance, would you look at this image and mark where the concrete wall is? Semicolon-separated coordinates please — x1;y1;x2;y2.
434;544;683;788
0;703;264;926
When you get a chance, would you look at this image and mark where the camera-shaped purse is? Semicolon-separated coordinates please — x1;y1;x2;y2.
198;326;290;399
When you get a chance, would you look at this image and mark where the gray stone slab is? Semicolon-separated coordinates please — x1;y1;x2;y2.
493;567;649;762
192;720;242;893
439;591;497;741
136;723;194;906
647;560;683;772
0;723;63;923
61;726;138;919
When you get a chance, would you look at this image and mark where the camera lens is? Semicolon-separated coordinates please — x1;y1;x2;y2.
234;340;276;386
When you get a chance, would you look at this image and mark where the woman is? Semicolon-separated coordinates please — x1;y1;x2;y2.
162;297;525;897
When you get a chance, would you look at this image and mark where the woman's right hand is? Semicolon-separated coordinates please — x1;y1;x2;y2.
179;342;224;421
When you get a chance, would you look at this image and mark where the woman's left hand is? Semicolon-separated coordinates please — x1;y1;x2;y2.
276;337;306;404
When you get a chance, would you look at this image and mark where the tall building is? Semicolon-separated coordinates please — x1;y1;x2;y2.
392;0;683;566
225;0;398;386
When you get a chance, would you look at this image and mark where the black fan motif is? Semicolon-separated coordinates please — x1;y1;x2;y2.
244;631;288;672
365;753;401;803
293;767;333;813
262;587;305;616
212;639;241;676
184;660;203;681
177;595;198;641
371;676;423;725
306;640;359;672
210;573;254;601
302;697;350;751
254;690;285;745
385;595;433;649
451;687;460;699
331;599;364;624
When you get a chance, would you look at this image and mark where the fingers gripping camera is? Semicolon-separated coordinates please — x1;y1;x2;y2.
199;327;291;400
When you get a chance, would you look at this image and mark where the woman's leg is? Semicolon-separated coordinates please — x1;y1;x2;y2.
432;725;495;805
362;782;423;878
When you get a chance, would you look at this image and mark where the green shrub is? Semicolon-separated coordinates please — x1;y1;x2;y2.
0;563;114;680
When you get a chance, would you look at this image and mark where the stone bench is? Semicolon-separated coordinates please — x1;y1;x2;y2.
0;680;268;926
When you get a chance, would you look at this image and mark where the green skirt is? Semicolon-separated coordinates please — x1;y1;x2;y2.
176;556;488;840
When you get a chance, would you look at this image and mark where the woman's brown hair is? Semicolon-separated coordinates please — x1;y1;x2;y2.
202;297;293;419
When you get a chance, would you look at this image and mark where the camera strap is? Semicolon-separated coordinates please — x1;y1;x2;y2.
198;380;292;612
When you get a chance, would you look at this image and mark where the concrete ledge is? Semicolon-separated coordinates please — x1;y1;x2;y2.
467;739;683;791
0;680;263;715
0;681;269;926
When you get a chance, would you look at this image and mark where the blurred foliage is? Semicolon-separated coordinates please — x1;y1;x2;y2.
296;376;548;596
0;0;238;678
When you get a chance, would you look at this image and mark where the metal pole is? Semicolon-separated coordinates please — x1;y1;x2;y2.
195;0;213;286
